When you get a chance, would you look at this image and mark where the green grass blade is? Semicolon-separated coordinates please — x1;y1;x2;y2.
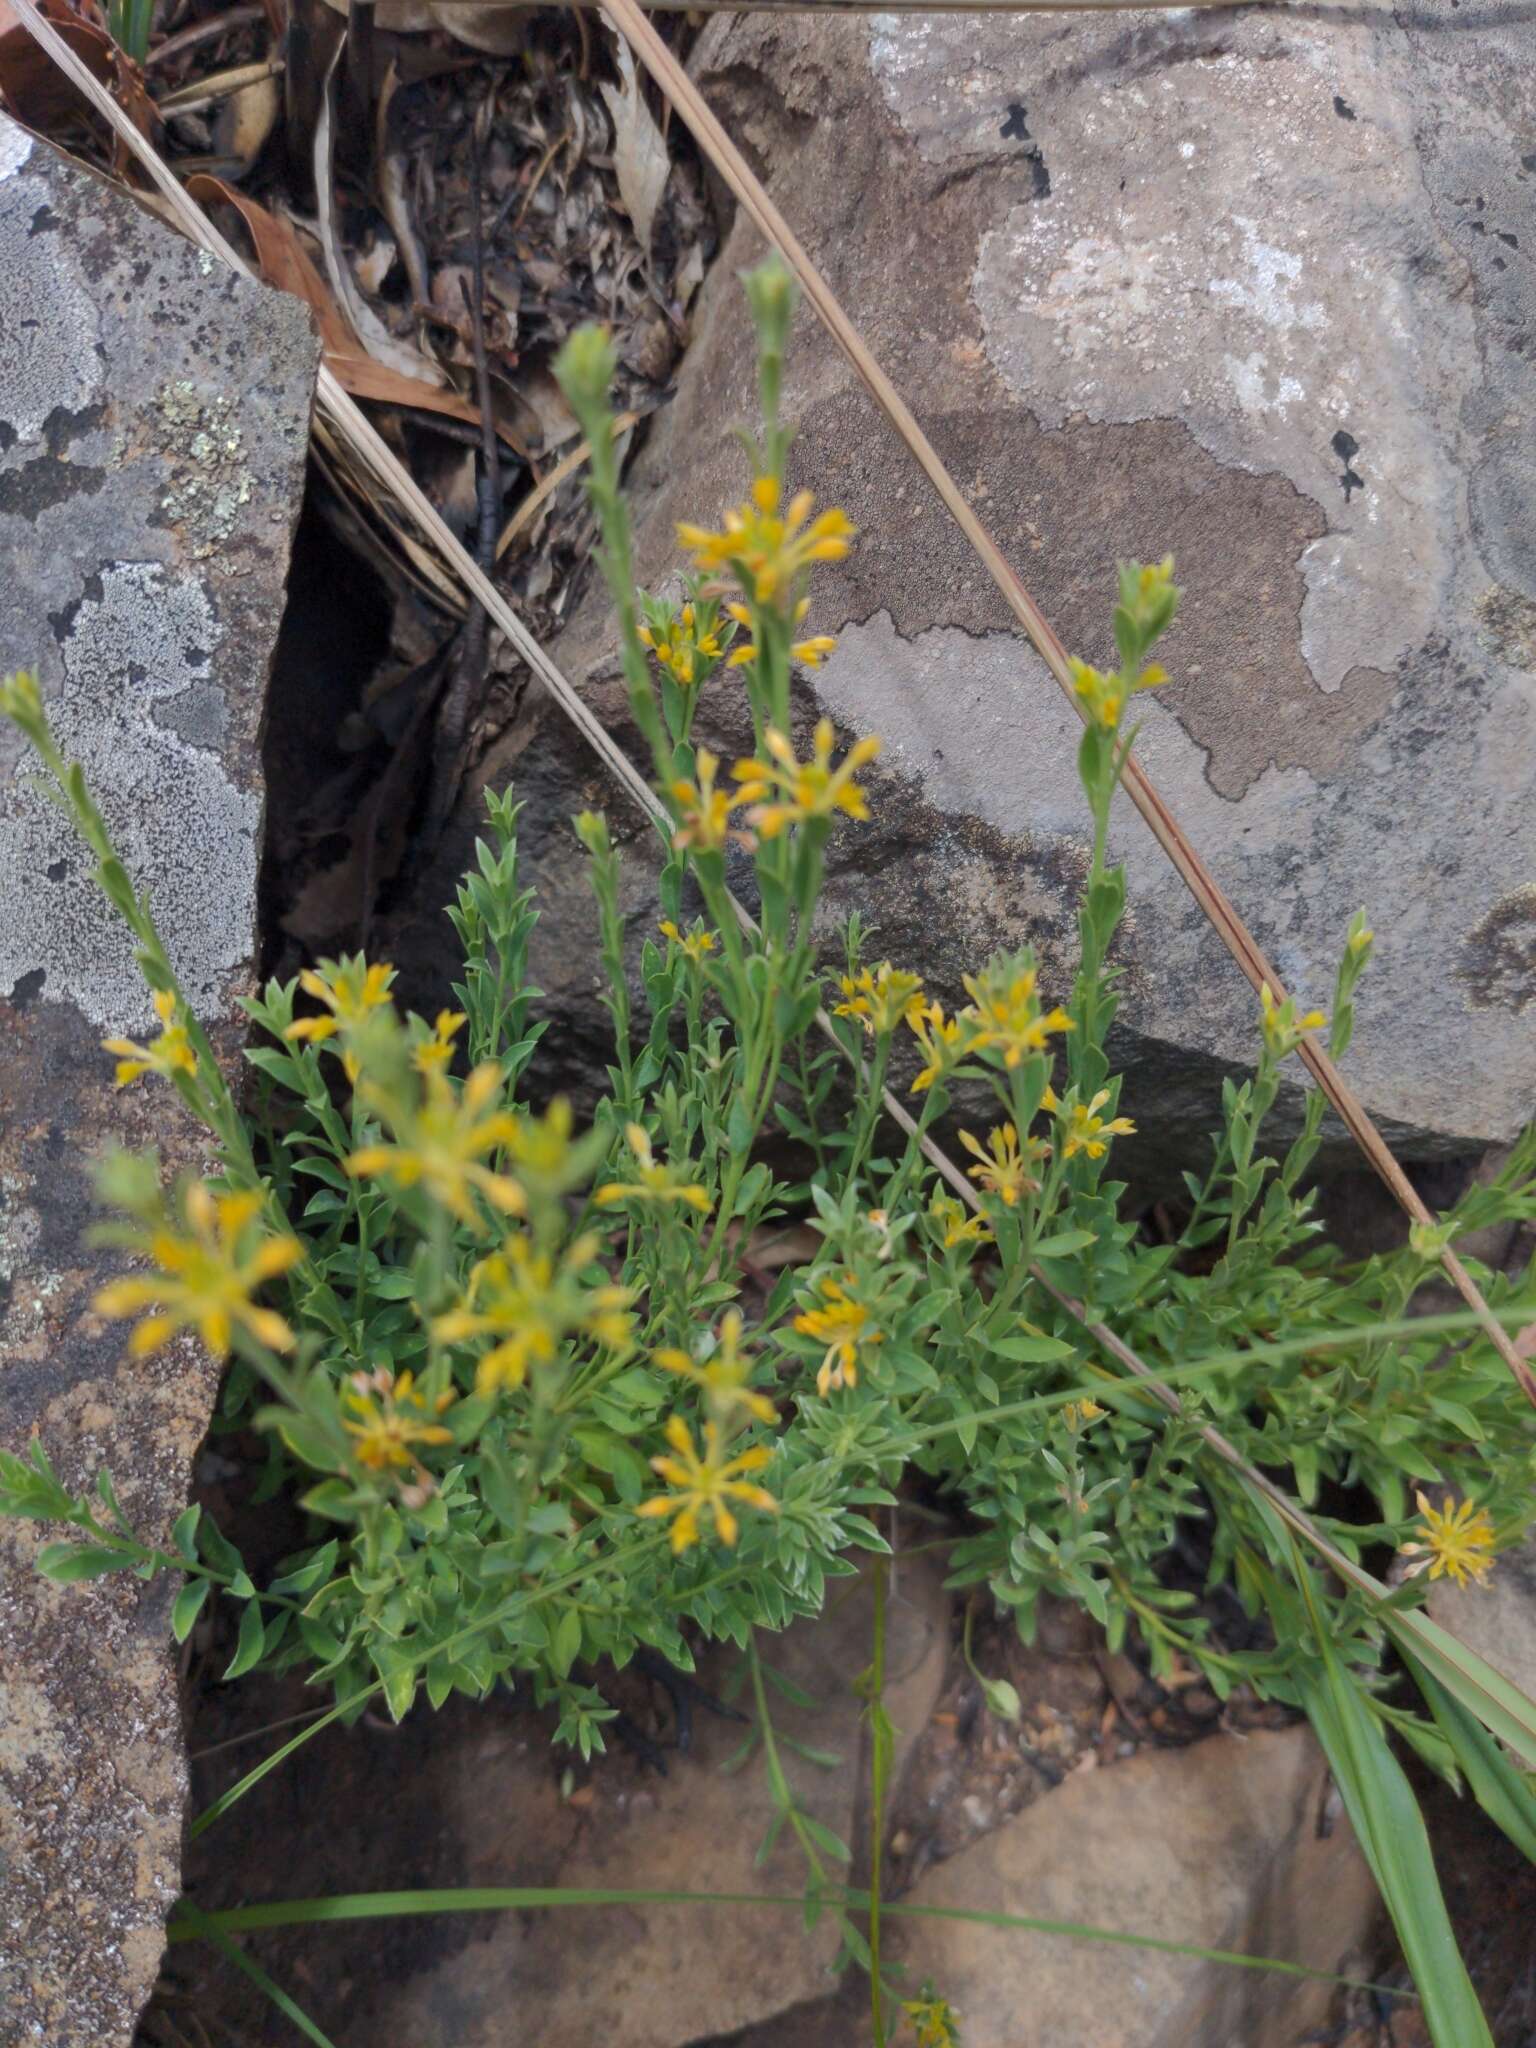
168;1883;1404;1998
190;1697;355;1841
173;1902;340;2048
1399;1643;1536;1864
1298;1642;1492;2048
1386;1611;1536;1772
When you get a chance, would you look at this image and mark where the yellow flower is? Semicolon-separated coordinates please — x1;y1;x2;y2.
1258;981;1327;1059
930;1193;993;1251
595;1123;712;1214
835;962;926;1037
724;595;837;673
1062;1397;1105;1432
639;599;727;688
733;718;880;838
677;476;854;606
659;919;718;965
348;1063;525;1226
655;1308;778;1427
960;1122;1047;1206
342;1367;454;1472
413;1009;467;1075
102;988;198;1090
960;956;1074;1070
670;748;754;855
902;1994;960;2048
1399;1491;1496;1589
94;1184;300;1360
1061;1089;1136;1160
636;1415;777;1552
285;957;395;1081
1068;658;1125;730
434;1230;634;1393
795;1270;882;1397
906;1000;972;1094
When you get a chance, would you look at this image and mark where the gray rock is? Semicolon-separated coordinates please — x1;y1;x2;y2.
891;1725;1377;2048
0;118;316;2048
1429;1535;1536;1730
403;3;1535;1163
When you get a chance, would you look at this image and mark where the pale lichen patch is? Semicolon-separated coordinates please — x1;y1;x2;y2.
0;563;258;1031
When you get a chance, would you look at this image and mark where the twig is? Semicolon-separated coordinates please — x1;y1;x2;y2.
155;57;284;117
495;409;639;563
146;3;264;69
596;0;1536;1413
427;101;505;841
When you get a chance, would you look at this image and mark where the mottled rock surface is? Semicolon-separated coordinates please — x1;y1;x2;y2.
0;118;316;2048
889;1723;1376;2048
398;2;1536;1162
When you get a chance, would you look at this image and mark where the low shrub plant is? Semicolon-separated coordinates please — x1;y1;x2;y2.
4;260;1535;2045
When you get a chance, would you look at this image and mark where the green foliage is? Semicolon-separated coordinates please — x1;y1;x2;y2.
4;261;1536;2044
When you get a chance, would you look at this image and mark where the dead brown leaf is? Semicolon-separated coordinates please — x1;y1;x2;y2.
598;35;667;254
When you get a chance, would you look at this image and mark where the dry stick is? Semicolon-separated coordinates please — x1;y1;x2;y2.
598;0;1536;1413
6;0;1513;1617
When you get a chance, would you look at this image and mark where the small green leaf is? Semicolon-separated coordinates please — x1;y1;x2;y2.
1032;1229;1098;1259
551;1607;582;1680
224;1597;266;1680
171;1577;211;1643
37;1542;132;1583
171;1504;202;1562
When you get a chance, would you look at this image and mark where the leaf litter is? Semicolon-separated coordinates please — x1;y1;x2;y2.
0;0;715;947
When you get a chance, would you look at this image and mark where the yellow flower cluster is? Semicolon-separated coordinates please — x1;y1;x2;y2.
95;1185;300;1360
342;1366;454;1480
349;1064;525;1225
286;957;395;1082
413;1009;466;1075
930;1193;993;1251
637;1415;777;1552
724;598;837;673
659;919;718;965
434;1230;634;1394
959;958;1073;1070
103;988;198;1090
734;719;881;839
905;1000;973;1094
639;600;726;689
668;722;881;852
595;1124;712;1215
835;962;925;1038
795;1270;882;1396
1258;981;1326;1060
677;476;853;607
655;1308;777;1428
1061;1089;1136;1161
960;1122;1047;1205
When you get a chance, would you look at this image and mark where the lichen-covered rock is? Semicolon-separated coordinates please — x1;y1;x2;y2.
0;117;316;2047
402;4;1535;1161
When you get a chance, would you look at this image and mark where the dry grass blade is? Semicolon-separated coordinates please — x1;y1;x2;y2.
10;0;1531;1702
598;0;1536;1413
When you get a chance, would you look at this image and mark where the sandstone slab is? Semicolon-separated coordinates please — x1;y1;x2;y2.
0;118;316;2047
893;1724;1377;2048
410;3;1536;1161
